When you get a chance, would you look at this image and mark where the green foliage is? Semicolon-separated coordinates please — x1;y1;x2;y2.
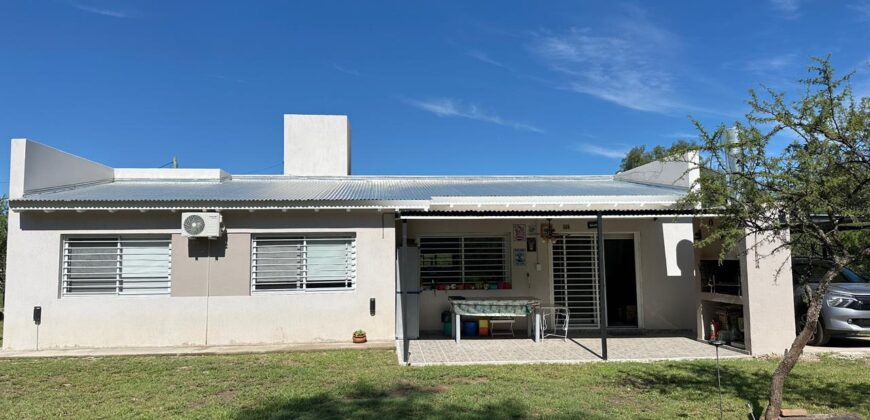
353;329;366;337
675;57;868;417
681;57;869;270
618;140;695;172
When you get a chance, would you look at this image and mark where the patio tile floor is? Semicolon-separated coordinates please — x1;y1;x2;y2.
405;336;748;366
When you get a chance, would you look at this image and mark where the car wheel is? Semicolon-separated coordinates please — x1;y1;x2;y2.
798;313;831;346
812;320;831;346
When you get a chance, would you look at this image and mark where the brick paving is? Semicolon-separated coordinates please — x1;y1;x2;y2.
406;336;747;366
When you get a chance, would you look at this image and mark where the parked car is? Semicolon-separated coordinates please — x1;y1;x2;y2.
793;258;870;345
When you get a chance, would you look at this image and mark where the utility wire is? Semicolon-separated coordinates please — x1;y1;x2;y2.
240;161;282;174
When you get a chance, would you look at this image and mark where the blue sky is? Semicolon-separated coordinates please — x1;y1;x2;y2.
1;1;868;181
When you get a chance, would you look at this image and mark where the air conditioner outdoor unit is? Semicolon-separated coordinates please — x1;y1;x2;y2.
181;212;223;238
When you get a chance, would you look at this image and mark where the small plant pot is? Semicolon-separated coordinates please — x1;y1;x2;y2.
353;335;367;344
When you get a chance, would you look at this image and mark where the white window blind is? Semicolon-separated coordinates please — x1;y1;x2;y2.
251;236;357;292
62;236;172;296
419;236;508;286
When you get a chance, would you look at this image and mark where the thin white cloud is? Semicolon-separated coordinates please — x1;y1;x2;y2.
406;98;544;133
663;132;699;140
574;144;628;159
72;2;135;18
768;0;801;18
744;54;797;73
333;64;362;77
527;10;692;114
849;1;870;22
467;50;507;69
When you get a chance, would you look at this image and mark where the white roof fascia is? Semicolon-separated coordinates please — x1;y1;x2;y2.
429;195;682;205
11;204;429;212
113;168;231;181
399;214;715;220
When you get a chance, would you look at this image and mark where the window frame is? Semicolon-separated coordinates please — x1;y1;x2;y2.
60;235;173;297
417;233;511;288
250;234;358;294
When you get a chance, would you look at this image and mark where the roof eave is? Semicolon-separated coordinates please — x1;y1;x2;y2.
7;199;428;212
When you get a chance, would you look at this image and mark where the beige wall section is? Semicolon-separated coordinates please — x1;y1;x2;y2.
171;234;252;297
171;235;208;297
208;234;252;296
408;217;697;333
2;210;396;350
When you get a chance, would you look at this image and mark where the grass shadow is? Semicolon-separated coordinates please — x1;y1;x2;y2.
234;380;543;419
616;361;868;418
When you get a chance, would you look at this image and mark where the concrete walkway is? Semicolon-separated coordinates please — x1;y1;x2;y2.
804;336;870;356
0;340;395;359
406;336;748;366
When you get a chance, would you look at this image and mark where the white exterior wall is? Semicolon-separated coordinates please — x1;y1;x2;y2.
408;217;698;333
283;114;351;176
1;210;396;350
740;231;796;355
9;139;113;198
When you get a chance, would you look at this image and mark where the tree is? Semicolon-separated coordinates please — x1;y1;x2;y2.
675;57;869;418
618;140;695;172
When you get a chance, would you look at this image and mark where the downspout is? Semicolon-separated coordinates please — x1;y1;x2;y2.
596;212;609;360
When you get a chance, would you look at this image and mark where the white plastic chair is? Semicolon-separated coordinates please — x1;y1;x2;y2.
539;306;570;341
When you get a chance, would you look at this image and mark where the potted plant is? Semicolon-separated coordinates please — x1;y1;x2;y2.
352;329;367;344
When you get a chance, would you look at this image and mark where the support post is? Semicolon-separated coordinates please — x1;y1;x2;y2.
596;212;609;360
398;218;410;364
454;312;461;344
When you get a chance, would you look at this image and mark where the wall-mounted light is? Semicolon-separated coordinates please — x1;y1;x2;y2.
33;306;41;325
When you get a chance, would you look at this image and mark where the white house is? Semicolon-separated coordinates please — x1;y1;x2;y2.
2;114;796;360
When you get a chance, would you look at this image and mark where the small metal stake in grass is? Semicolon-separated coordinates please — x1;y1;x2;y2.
710;340;725;420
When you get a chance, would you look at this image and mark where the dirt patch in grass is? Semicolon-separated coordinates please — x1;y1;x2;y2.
620;375;652;390
216;390;237;401
386;381;449;397
452;376;490;385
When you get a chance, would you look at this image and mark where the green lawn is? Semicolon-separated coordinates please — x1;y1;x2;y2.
0;349;866;419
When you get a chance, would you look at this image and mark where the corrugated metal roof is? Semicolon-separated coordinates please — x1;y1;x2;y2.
14;175;686;204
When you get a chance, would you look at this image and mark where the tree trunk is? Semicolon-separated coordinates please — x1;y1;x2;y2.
763;264;841;419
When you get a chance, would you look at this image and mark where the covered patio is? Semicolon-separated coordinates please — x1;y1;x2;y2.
393;156;796;365
405;335;748;366
395;210;720;364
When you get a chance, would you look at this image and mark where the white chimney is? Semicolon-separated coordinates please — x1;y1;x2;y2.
283;114;351;176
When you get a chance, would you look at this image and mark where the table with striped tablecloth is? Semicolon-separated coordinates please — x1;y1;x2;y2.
448;297;542;344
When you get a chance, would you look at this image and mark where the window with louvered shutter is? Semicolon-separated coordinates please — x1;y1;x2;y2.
62;236;172;296
251;235;357;292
